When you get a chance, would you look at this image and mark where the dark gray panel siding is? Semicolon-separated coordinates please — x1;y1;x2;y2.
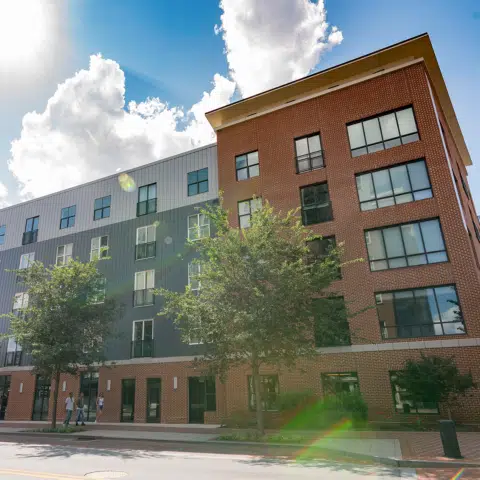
0;200;215;365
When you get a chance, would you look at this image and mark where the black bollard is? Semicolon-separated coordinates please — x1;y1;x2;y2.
439;420;463;459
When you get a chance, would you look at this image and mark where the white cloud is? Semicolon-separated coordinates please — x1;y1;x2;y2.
0;182;8;208
215;0;343;97
8;56;235;199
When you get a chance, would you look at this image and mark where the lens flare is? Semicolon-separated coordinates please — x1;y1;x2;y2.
153;221;160;228
118;173;136;192
451;469;465;479
164;236;172;245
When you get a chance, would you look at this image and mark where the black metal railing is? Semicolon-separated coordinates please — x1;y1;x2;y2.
5;350;22;367
22;230;38;245
133;289;155;307
296;150;324;173
131;339;154;358
136;198;157;217
380;321;465;339
135;242;156;261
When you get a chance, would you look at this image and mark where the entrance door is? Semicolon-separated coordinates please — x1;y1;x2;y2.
0;376;11;420
188;377;216;424
32;376;50;421
146;379;161;423
121;379;135;423
80;372;99;422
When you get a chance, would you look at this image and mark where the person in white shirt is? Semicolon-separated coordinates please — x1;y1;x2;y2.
96;393;104;423
63;392;75;426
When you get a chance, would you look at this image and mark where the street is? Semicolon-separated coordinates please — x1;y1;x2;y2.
0;439;417;479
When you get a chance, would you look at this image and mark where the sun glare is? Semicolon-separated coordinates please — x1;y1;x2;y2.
0;0;50;67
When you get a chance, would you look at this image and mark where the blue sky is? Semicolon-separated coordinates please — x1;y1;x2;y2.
0;0;479;206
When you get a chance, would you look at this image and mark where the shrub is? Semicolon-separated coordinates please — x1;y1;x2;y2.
221;410;257;429
275;390;316;412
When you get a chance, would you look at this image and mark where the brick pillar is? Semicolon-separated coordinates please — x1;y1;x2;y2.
6;371;36;420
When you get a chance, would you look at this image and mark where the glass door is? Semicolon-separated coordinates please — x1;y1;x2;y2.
121;379;135;422
0;376;11;420
146;379;161;423
32;376;50;421
80;372;99;422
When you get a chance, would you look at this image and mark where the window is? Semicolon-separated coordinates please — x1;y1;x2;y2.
131;320;154;358
356;160;432;211
347;106;419;157
6;337;22;367
136;225;156;260
365;219;447;271
0;225;5;245
23;216;39;245
137;183;157;217
248;375;279;411
236;151;259;181
460;175;470;200
94;195;111;220
13;292;29;311
188;214;210;241
300;183;333;225
322;372;359;395
60;205;76;229
19;252;34;269
314;297;351;347
134;270;155;306
390;373;438;414
188;262;202;291
238;198;262;228
307;236;336;261
90;236;109;261
187;168;208;196
471;213;480;243
90;277;106;304
56;244;73;266
376;285;464;339
295;133;324;173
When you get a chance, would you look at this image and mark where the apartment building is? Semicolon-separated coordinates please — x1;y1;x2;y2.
0;33;479;424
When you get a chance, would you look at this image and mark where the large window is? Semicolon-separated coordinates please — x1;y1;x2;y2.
295;133;324;173
188;214;210;241
90;277;106;304
248;375;279;411
60;205;76;229
314;297;351;347
365;219;447;271
19;252;34;269
307;236;336;261
56;244;73;266
356;160;432;211
390;373;438;414
238;198;262;228
188;262;202;291
23;216;39;245
90;236;109;261
132;320;153;358
94;195;111;220
187;168;208;196
376;285;464;339
236;151;259;181
137;183;157;217
134;270;155;307
347;106;419;157
322;372;359;395
300;183;333;225
0;225;6;245
136;225;156;260
6;337;22;367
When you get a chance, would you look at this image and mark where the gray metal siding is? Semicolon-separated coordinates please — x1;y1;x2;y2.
0;144;218;251
0;200;214;365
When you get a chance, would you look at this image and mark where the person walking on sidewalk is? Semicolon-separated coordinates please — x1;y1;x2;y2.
76;392;86;426
96;392;104;423
63;392;75;426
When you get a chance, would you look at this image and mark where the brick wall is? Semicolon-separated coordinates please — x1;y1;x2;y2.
5;371;35;420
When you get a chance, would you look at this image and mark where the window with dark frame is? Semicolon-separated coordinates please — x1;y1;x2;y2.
390;372;438;414
136;225;156;260
347;106;419;157
94;195;111;220
60;205;76;229
238;198;262;228
131;319;153;358
365;218;448;271
307;236;341;279
23;216;39;245
295;133;324;173
322;372;359;395
248;375;279;411
300;183;333;225
187;168;208;196
134;270;155;307
137;183;157;217
6;337;22;367
376;285;464;340
356;159;432;211
0;225;5;245
236;151;259;181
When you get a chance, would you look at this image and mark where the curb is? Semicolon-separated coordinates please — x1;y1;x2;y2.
1;430;480;469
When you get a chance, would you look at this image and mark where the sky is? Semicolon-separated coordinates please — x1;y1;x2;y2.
0;0;479;208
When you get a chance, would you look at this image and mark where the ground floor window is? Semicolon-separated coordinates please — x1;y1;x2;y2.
80;371;99;422
248;375;279;411
32;376;50;421
322;372;359;395
0;375;11;420
390;372;438;414
121;379;136;422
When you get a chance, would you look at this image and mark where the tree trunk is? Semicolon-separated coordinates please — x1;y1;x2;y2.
51;370;60;429
252;359;265;436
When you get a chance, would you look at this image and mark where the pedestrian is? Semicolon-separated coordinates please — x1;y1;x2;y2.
76;392;86;426
63;392;74;426
96;392;104;423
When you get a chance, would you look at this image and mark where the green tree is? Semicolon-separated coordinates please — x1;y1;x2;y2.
3;258;122;428
159;200;354;434
395;353;476;420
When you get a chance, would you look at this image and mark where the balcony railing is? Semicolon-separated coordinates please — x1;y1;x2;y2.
135;242;156;261
380;321;465;339
131;339;154;358
133;289;155;307
5;350;22;367
137;198;157;217
22;230;38;245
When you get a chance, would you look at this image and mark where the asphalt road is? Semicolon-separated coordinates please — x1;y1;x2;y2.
0;439;418;479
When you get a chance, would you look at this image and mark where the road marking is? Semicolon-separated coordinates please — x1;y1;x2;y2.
0;468;84;479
